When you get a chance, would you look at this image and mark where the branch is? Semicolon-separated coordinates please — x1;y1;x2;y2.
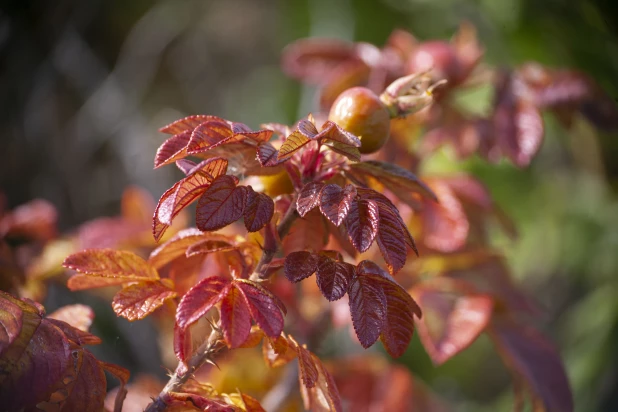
145;196;299;410
145;328;225;412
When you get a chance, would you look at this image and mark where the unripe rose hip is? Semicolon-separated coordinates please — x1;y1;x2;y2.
328;87;391;154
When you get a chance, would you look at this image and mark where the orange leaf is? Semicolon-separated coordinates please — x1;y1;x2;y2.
112;280;177;321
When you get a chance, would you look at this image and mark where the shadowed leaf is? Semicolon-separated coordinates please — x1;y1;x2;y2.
196;175;247;232
284;251;318;283
346;199;379;253
348;272;387;348
490;317;573;412
316;254;354;301
244;188;275;232
413;282;492;365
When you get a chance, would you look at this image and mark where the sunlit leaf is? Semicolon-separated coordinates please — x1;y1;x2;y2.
112;280;177;321
319;184;356;227
297;182;325;217
277;131;313;161
154;131;191;168
176;276;229;329
235;280;285;338
159;115;224;134
63;249;158;280
220;284;252;348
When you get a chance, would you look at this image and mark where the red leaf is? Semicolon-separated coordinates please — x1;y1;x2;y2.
421;180;469;253
187;157;229;179
356;188;417;252
235;280;285;338
346;199;379;253
174;323;192;363
379;282;419;358
46;319;102;346
284;251;318;283
176;276;229;329
154;131;191;168
159;115;224;134
256;142;282;167
112;280;177;321
346;161;438;204
283;209;329;254
490;317;573;412
54;349;108;412
0;198;57;241
47;303;95;332
355;261;421;357
220;284;252;348
263;335;298;368
288;336;342;412
99;361;130;412
281;38;360;84
319;120;362;147
375;205;409;275
187;120;237;154
0;317;71;409
153;158;228;241
297;182;325;217
185;239;236;257
493;71;545;167
63;249;158;288
244;187;275;232
413;282;493;365
0;295;25;355
196;175;247;231
324;140;361;162
148;228;209;268
348;272;387;348
315;254;354;301
319;184;356;227
176;159;197;175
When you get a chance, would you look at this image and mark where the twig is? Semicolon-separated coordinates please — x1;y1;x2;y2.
145;328;225;412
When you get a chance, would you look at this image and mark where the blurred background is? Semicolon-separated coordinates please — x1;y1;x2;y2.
1;0;618;410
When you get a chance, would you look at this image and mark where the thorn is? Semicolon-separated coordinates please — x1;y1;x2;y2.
205;357;221;370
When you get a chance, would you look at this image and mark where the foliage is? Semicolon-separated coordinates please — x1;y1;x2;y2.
2;20;615;411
